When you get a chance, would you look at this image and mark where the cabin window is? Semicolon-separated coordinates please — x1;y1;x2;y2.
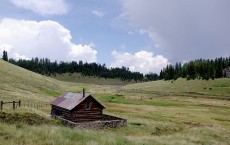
55;110;62;116
86;101;91;110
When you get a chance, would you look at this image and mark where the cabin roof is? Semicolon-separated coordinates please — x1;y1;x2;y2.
51;92;105;110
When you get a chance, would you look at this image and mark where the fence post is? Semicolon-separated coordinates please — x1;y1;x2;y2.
13;101;15;109
19;100;21;107
0;101;3;110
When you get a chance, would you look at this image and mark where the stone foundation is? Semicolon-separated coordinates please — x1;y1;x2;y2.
52;114;127;129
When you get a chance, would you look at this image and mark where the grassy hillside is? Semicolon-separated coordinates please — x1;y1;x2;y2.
0;59;230;145
122;78;230;99
49;72;137;85
0;60;63;102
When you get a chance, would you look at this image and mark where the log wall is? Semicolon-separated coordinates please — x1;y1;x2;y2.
51;106;72;120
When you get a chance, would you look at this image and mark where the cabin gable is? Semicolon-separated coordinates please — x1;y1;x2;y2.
51;92;105;123
71;96;103;122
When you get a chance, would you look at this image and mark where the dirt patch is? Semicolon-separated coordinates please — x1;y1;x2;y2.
113;85;122;92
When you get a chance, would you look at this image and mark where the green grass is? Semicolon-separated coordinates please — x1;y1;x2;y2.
122;78;230;99
39;89;62;97
102;94;189;107
0;60;64;103
0;59;230;145
0;111;55;125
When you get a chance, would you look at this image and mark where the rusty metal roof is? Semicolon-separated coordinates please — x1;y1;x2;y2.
51;92;104;110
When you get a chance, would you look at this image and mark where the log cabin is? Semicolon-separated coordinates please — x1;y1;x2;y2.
51;90;105;122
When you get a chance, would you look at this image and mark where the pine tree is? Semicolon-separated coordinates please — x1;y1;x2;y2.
2;50;8;61
187;61;196;80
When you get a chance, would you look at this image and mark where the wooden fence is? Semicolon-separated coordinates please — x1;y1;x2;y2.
0;100;21;110
21;101;50;110
0;100;50;110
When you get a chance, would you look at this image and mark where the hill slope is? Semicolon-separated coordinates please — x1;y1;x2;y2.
122;78;230;99
49;72;136;85
0;60;63;102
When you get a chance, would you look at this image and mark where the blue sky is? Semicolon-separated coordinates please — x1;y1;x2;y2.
0;0;229;74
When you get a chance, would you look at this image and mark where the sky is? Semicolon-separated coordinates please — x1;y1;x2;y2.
0;0;229;74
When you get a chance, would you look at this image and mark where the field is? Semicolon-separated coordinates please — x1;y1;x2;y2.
49;72;136;85
0;59;230;145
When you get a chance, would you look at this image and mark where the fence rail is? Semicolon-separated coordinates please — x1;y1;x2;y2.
0;100;50;110
0;100;21;110
21;101;50;109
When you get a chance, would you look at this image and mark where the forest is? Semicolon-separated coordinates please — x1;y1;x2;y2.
2;51;230;82
159;57;230;80
8;57;146;82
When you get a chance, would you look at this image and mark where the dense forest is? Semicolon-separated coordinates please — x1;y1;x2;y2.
2;51;229;82
159;57;230;80
8;57;148;82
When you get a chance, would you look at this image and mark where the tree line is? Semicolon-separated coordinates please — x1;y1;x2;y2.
2;51;229;81
1;50;159;82
159;57;230;80
8;57;148;82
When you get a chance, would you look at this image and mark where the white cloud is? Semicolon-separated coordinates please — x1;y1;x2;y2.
111;50;168;74
92;10;105;17
0;44;29;60
10;0;69;16
69;44;97;63
13;53;30;60
122;0;230;62
0;44;13;52
0;18;97;62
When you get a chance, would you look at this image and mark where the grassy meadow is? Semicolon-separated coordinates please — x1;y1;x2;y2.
49;72;136;85
0;59;230;145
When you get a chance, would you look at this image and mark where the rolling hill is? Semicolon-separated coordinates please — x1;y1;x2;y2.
0;60;63;103
122;78;230;100
49;72;136;85
0;59;230;145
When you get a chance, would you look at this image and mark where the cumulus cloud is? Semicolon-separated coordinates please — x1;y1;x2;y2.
92;10;105;17
0;18;97;62
111;50;168;74
9;0;69;16
122;0;230;62
13;53;30;60
69;44;97;63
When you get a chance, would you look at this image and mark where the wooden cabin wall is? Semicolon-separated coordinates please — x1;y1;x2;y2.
71;97;103;122
51;105;72;121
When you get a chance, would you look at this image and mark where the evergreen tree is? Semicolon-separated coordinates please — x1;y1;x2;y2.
2;50;8;61
215;58;223;78
159;70;164;80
